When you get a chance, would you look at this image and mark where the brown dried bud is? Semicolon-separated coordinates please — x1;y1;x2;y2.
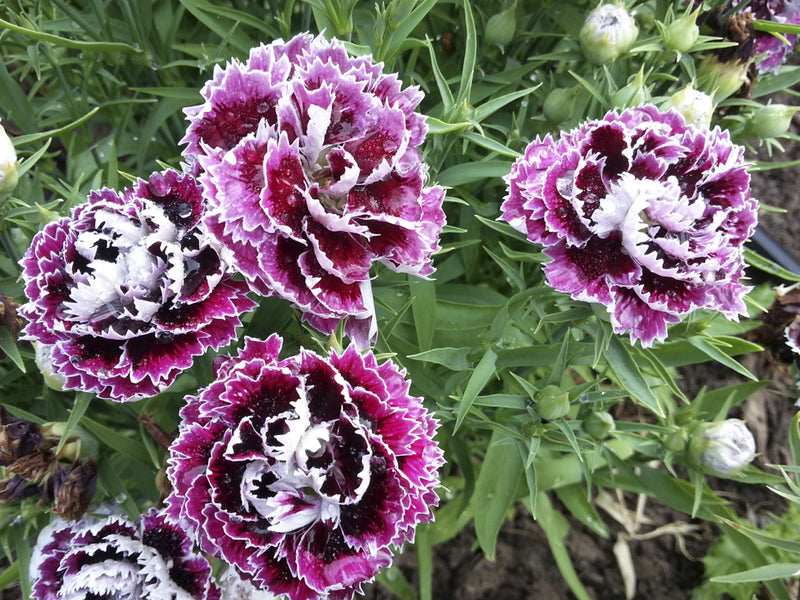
0;406;44;466
48;460;97;521
0;474;38;502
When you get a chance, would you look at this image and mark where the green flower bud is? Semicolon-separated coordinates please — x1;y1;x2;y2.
743;104;798;139
542;86;582;124
663;84;714;128
689;419;755;476
536;384;571;420
611;67;649;108
579;3;639;65
40;422;99;463
697;55;749;101
585;411;615;439
662;10;700;53
485;1;518;47
0;125;18;195
662;425;687;452
34;342;67;392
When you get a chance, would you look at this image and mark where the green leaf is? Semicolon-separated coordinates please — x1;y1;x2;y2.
745;247;800;282
13;108;100;146
408;347;471;370
410;277;436;352
711;563;800;584
472;431;524;559
437;160;512;186
0;329;24;373
454;348;498;432
55;392;93;455
604;336;664;417
0;561;19;591
375;563;418;600
535;492;593;600
790;412;800;469
455;0;477;107
81;417;154;467
0;17;141;53
686;335;757;380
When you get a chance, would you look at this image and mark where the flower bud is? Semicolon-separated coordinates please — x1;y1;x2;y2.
485;1;518;47
663;84;715;128
662;425;687;452
585;411;615;439
47;459;98;521
743;104;798;139
543;86;582;124
0;125;17;195
536;384;571;420
662;10;700;53
579;3;639;65
611;67;650;108
697;55;749;101
34;343;67;392
690;419;755;475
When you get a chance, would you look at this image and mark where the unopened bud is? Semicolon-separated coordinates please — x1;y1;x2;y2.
485;1;518;47
662;425;687;452
0;125;17;195
34;343;67;392
543;86;582;124
662;10;700;53
579;3;639;65
663;84;714;128
585;411;615;439
690;419;755;475
611;67;650;108
743;104;798;139
536;384;571;420
697;55;749;101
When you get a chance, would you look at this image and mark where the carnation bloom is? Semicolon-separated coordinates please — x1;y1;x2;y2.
501;105;757;346
181;32;445;346
30;508;220;600
691;418;756;475
165;334;444;600
19;169;255;401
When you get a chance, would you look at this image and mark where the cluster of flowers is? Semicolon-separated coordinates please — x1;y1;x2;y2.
17;21;763;600
21;33;445;600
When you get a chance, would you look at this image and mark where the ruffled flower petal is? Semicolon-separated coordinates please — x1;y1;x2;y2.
501;105;757;346
29;508;220;600
165;335;444;600
185;33;445;347
18;169;256;401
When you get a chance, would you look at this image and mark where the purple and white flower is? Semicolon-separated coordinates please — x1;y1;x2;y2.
165;334;444;600
181;32;445;346
30;508;220;600
19;169;256;401
501;105;757;346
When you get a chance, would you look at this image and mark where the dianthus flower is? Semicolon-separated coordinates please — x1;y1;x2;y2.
19;169;255;401
165;335;444;600
181;32;445;346
30;508;220;600
501;105;757;346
